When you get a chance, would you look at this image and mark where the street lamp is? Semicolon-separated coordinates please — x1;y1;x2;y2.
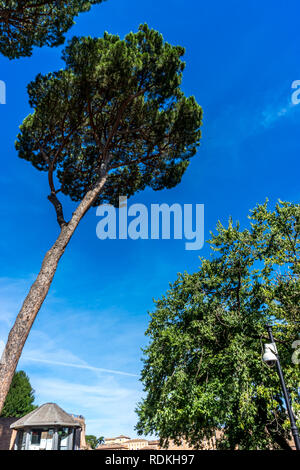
262;325;300;451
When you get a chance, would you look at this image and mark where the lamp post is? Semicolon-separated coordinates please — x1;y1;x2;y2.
263;325;300;451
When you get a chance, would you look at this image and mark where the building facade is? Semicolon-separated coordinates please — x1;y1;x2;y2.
97;434;220;451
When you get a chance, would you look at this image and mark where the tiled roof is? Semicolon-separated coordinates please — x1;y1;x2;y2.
10;403;81;430
97;443;129;450
126;438;148;443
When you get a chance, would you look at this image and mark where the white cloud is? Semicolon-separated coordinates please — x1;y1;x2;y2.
0;277;32;327
31;375;143;438
0;276;144;438
0;277;140;378
22;356;139;377
260;102;294;128
205;85;300;159
18;330;142;436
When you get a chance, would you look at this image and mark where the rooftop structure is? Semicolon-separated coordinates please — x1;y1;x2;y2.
10;403;83;450
11;403;80;430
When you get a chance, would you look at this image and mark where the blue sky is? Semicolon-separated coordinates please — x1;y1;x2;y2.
0;0;299;438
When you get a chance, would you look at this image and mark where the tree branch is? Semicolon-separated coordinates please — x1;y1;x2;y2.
47;192;67;228
39;147;67;227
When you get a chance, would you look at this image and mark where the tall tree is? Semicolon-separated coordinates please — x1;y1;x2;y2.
0;0;106;59
136;201;300;450
0;24;202;412
0;370;36;418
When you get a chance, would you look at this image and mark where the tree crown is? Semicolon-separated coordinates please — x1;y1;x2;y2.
136;201;300;450
0;370;36;418
0;1;106;59
16;24;202;220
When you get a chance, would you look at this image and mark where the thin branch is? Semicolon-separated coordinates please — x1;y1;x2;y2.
39;147;67;227
47;192;67;228
103;89;145;154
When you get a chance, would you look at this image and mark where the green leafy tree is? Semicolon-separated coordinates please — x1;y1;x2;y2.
0;1;106;59
85;435;104;449
0;24;202;412
136;201;300;450
0;371;36;417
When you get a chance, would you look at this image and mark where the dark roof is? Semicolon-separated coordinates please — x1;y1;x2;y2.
10;403;81;430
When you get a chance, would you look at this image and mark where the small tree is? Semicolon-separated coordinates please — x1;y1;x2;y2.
86;435;104;449
136;201;300;450
0;24;202;412
0;0;106;59
0;370;36;418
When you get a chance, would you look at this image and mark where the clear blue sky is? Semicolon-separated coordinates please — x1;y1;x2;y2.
0;0;299;438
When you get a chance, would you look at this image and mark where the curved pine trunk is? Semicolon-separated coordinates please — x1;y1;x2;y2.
0;175;107;412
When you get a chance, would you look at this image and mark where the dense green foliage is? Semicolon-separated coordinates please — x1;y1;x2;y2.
136;201;300;450
16;24;202;213
0;370;36;417
0;1;106;59
85;435;104;449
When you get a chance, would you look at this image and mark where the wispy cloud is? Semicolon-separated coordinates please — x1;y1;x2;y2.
23;356;139;377
0;276;144;438
0;277;141;377
260;101;295;128
0;277;32;327
205;84;300;158
30;375;143;438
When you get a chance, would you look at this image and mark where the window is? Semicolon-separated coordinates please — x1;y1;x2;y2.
31;429;42;445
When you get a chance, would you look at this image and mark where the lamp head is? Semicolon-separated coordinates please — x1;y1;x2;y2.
262;343;278;367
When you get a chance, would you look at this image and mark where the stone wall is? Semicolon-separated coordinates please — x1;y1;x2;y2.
0;417;17;450
72;415;87;450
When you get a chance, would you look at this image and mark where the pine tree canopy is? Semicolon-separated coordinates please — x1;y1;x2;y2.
136;201;300;450
0;1;106;59
0;370;36;418
16;24;202;210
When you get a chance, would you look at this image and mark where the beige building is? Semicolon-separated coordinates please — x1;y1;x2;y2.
125;438;149;450
104;435;131;445
95;442;129;450
97;434;219;451
97;435;150;451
